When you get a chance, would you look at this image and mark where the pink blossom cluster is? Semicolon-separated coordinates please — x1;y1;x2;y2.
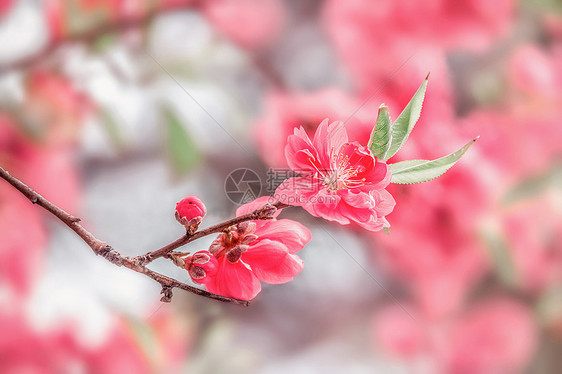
177;196;310;300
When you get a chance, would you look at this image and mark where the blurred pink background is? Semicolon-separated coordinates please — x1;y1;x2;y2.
0;0;561;373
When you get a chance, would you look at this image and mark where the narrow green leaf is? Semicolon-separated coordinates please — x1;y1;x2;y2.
164;107;201;175
480;224;518;288
99;109;124;149
386;75;429;160
390;138;477;184
537;286;562;328
501;162;562;205
368;104;392;160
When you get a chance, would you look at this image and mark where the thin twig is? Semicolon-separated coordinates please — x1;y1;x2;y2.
137;201;290;264
0;166;249;306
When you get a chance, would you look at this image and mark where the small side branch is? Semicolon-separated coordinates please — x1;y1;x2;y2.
138;201;290;264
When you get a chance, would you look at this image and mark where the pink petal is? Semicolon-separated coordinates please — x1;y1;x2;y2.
313;119;348;166
256;219;311;253
285;126;320;170
236;196;281;218
242;240;304;284
204;257;261;300
371;189;396;217
274;177;318;207
305;189;350;224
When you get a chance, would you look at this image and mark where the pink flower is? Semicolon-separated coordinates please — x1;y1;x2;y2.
275;119;395;232
175;196;207;232
203;197;310;300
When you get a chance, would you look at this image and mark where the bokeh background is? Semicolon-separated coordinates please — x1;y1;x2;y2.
0;0;561;373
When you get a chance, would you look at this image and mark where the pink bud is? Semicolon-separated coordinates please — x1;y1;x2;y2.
175;196;207;233
185;251;218;284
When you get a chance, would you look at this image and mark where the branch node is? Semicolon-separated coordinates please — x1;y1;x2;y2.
134;255;150;266
99;245;123;266
160;285;173;303
256;203;277;220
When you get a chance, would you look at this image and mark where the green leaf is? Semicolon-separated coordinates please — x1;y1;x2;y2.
386;75;429;160
382;227;390;235
480;225;518;288
368;104;392;160
99;109;125;149
537;286;562;328
501;162;562;205
164;107;201;175
92;33;117;53
390;138;477;184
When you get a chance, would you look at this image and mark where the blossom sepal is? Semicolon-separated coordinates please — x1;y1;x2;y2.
183;251;219;284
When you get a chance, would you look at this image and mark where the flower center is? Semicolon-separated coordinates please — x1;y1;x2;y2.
210;222;259;263
322;146;368;191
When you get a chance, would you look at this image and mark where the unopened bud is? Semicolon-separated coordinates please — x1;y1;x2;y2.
175;196;206;234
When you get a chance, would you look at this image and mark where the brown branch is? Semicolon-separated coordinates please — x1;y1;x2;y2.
137;201;290;264
0;166;249;306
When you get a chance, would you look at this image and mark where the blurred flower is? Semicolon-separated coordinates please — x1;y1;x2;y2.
371;304;425;358
0;186;46;295
0;310;151;374
509;44;559;100
460;110;561;184
445;298;536;374
201;0;286;50
500;196;562;293
323;0;515;54
373;298;537;374
0;115;81;294
25;71;92;147
276;119;395;231
0;0;15;18
204;196;309;300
